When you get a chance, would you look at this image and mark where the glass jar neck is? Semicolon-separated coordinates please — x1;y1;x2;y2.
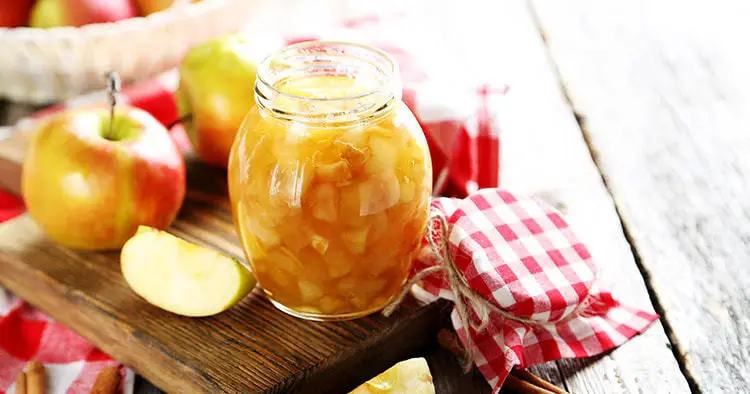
255;41;401;125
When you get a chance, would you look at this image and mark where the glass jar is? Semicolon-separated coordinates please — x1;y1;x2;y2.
228;41;432;321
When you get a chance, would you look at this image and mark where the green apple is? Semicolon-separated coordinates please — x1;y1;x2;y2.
29;0;65;28
121;226;257;317
22;106;186;250
176;34;259;168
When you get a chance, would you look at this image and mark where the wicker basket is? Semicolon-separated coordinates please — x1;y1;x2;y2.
0;0;257;103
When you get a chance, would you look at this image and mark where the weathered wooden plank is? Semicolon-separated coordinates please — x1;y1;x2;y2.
0;1;691;392
461;0;691;392
530;0;750;391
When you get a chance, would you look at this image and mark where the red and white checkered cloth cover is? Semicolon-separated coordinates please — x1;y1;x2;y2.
0;16;506;394
410;189;659;392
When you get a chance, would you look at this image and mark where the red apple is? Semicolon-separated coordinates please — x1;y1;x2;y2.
68;0;137;25
29;0;137;28
0;0;34;27
22;106;186;250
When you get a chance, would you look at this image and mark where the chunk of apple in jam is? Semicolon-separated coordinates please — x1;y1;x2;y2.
335;140;370;172
323;247;354;278
269;160;312;209
298;279;324;303
365;134;399;175
315;159;353;184
309;182;339;222
311;234;330;255
358;173;401;216
340;226;369;254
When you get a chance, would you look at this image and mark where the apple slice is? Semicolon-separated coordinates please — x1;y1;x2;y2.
350;358;435;394
121;226;256;317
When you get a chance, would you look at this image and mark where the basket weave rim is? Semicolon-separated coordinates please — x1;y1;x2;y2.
0;0;234;40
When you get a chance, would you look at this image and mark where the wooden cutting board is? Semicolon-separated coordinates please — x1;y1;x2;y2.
0;127;481;393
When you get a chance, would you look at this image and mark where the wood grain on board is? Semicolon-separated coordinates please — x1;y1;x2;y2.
466;0;690;392
531;0;750;391
0;141;465;393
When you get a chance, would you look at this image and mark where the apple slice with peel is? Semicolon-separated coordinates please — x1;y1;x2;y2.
350;358;435;394
121;226;256;317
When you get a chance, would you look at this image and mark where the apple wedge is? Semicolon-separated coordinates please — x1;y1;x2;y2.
121;226;256;317
350;358;435;394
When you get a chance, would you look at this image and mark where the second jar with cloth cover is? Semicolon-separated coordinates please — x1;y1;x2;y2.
228;41;433;321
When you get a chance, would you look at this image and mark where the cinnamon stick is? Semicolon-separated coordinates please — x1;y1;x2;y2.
25;362;45;394
437;328;466;360
90;366;121;394
511;369;568;394
437;329;568;394
504;375;555;394
15;370;27;394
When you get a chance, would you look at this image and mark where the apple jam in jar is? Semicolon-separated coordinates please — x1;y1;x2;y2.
228;41;432;321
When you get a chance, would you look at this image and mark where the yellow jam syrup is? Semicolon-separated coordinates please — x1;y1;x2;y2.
228;42;432;320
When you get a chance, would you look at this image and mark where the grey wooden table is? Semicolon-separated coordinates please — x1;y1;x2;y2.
2;0;748;392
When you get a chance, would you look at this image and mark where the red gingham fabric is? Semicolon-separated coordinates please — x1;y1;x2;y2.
410;189;659;391
0;291;134;394
0;16;505;393
0;193;24;224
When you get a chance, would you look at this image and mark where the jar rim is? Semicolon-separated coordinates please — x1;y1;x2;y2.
256;40;400;103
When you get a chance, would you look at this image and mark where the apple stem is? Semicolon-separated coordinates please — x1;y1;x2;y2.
167;113;193;130
106;71;122;140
